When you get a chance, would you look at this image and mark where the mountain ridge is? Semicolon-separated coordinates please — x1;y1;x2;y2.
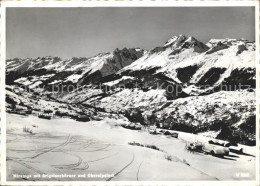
5;34;256;145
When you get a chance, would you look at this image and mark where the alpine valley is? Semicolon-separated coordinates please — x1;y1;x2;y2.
6;34;256;145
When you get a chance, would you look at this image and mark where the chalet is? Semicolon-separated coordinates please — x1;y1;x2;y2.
38;113;51;120
76;115;90;122
15;105;28;111
34;109;54;120
43;109;54;117
32;110;41;116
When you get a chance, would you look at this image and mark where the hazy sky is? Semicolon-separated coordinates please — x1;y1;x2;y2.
6;7;255;59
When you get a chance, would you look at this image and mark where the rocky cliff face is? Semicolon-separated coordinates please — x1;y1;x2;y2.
6;35;256;145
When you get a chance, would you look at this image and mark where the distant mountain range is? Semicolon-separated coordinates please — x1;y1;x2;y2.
6;34;256;145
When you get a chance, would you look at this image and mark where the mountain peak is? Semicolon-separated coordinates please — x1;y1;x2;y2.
182;36;209;53
186;36;197;42
164;34;209;53
164;34;187;47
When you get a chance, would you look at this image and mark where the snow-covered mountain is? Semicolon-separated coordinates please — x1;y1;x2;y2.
5;34;256;145
7;35;255;96
100;35;255;98
6;47;144;86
